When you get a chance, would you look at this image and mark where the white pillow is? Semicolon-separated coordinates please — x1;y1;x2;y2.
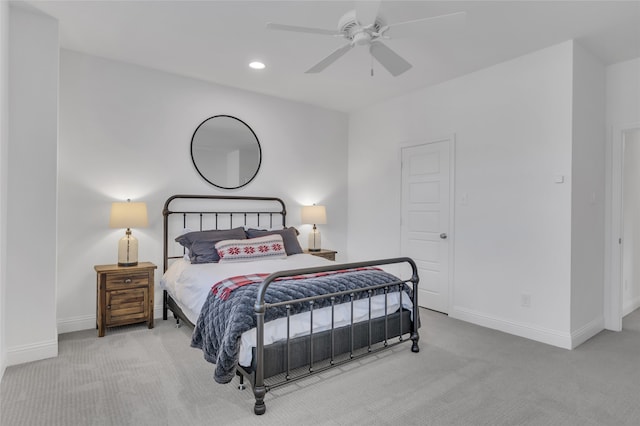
216;235;287;263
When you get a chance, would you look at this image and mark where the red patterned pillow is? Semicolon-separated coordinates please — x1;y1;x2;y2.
216;234;287;263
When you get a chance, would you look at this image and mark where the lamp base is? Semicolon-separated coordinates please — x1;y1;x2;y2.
118;230;139;267
308;227;321;252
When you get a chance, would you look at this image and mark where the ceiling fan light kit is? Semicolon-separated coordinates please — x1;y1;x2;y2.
266;2;465;77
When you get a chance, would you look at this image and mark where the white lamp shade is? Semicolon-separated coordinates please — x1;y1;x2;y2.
109;202;148;229
301;205;327;225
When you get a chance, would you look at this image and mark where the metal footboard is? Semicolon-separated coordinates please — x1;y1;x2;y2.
249;257;420;415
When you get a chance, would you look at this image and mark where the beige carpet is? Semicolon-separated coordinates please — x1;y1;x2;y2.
2;308;640;425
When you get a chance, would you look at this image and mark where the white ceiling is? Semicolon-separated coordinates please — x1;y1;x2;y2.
23;0;640;113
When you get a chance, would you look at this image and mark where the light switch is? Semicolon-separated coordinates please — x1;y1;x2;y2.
554;175;565;183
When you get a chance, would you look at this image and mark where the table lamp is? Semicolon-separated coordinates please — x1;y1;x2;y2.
109;199;148;266
301;205;327;252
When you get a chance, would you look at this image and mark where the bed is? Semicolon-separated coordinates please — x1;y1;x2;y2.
161;194;420;415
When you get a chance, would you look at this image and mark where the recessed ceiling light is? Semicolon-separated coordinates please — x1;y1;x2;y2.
249;61;266;70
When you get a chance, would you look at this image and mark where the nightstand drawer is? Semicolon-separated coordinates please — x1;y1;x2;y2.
105;272;149;290
106;288;149;325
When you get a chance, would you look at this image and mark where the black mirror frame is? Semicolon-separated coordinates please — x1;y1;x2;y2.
190;115;262;190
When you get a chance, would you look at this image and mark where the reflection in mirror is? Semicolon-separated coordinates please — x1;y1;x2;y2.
191;115;262;189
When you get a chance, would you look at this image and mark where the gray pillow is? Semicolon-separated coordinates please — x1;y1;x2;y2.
175;227;247;264
245;227;303;255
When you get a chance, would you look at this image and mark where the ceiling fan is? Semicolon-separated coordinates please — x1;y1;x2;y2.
266;1;465;77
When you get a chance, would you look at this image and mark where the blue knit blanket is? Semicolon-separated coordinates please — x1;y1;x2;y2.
191;268;403;384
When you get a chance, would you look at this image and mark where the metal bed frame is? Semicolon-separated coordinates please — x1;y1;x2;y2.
162;194;420;415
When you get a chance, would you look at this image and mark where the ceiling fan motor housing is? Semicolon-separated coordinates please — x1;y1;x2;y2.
338;10;384;45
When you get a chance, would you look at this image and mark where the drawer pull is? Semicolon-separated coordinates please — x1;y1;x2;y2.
124;278;132;284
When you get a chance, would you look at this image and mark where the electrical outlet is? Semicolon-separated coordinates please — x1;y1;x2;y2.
521;293;531;308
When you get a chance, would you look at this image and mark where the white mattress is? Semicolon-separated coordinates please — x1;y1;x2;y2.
160;254;412;367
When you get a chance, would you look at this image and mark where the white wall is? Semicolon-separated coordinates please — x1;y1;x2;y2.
606;58;640;126
0;0;10;380
6;5;59;365
569;43;606;347
57;50;349;333
349;41;578;348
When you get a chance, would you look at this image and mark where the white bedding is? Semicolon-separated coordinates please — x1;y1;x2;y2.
160;254;412;367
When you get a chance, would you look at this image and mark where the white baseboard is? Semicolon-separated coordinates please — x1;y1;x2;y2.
57;304;166;334
450;306;573;349
153;305;167;323
622;296;640;317
6;338;58;366
570;315;604;349
57;314;95;334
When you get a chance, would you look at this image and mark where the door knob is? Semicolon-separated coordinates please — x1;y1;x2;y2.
440;233;448;239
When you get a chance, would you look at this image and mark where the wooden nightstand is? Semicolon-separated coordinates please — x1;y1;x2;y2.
94;262;157;337
304;249;337;261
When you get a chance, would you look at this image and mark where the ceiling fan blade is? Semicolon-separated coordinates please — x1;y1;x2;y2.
355;0;382;27
369;41;412;77
266;22;342;36
305;43;354;73
383;11;466;39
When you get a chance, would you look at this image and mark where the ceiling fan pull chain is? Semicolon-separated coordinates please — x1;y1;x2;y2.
370;54;374;77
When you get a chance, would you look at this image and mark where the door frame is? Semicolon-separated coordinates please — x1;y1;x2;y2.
399;135;456;313
606;122;640;331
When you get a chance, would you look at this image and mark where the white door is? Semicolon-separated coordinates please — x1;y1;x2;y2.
608;123;640;331
621;128;640;319
401;140;452;313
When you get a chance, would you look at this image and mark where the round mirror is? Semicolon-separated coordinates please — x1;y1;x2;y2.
190;115;262;189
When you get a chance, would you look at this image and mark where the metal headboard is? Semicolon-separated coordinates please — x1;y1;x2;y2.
162;194;287;273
